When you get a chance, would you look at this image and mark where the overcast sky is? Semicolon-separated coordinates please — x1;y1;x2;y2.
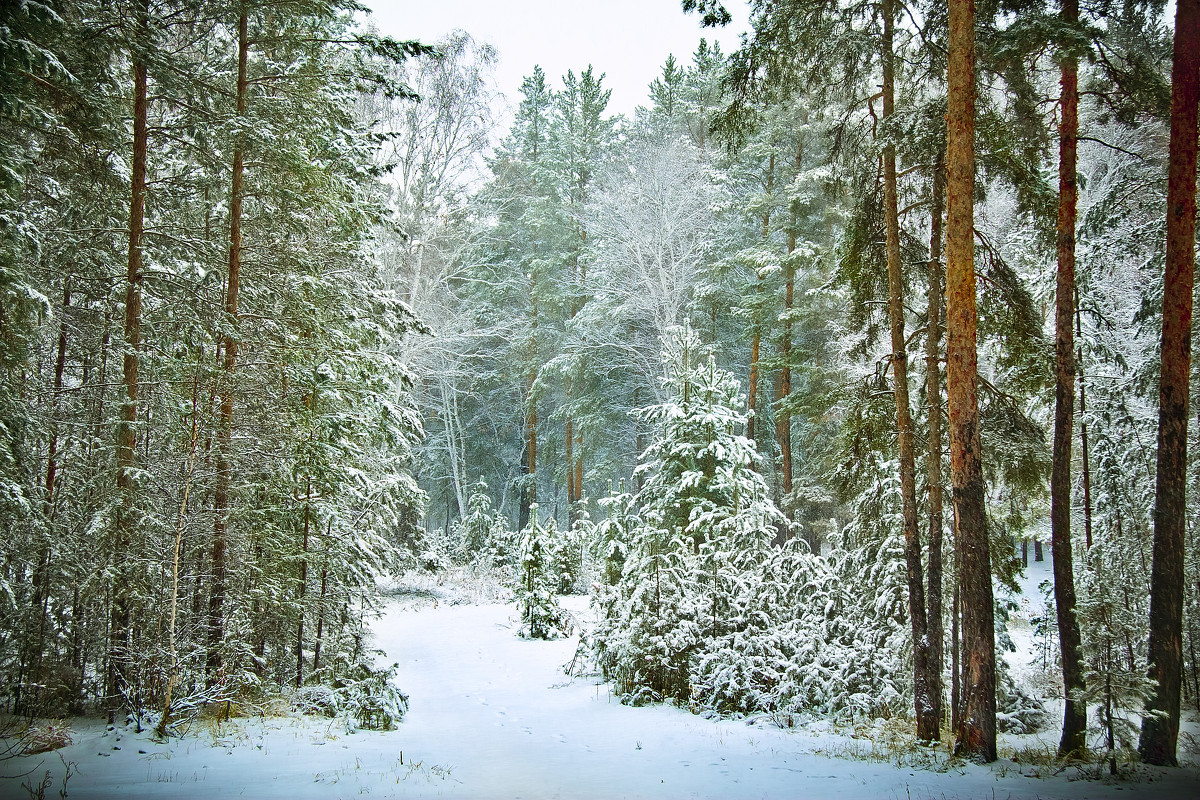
363;0;748;122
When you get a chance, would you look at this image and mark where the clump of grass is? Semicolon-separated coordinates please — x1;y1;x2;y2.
811;717;960;773
21;720;73;755
1001;740;1147;781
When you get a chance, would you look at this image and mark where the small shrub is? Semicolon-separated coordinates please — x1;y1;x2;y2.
21;721;73;755
292;685;339;718
335;661;408;731
997;672;1049;734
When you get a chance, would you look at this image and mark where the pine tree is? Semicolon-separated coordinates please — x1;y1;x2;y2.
946;0;997;762
1139;0;1199;767
1050;0;1087;758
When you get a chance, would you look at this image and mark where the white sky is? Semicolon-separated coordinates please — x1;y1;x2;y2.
363;0;749;122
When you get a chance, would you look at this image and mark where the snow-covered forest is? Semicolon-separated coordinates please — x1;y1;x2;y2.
2;0;1200;795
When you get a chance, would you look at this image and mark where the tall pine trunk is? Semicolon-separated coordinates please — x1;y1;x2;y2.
22;285;72;713
111;6;150;708
209;11;249;681
946;0;996;762
1139;0;1199;767
519;372;537;532
573;424;582;508
881;0;935;741
566;415;575;514
775;143;800;516
747;152;774;445
926;148;947;734
1051;0;1087;756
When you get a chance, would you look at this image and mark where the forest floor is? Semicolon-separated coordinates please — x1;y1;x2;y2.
3;559;1199;799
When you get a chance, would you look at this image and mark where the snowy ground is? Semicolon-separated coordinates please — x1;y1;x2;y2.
3;565;1198;799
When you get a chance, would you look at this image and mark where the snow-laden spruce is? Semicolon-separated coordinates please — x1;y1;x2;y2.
516;504;575;639
590;326;782;704
589;326;935;721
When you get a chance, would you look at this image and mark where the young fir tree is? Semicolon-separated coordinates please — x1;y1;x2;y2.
517;504;570;640
592;326;783;705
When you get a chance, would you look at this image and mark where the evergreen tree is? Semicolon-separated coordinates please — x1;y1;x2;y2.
517;504;571;639
1140;0;1198;766
593;327;783;705
946;0;997;762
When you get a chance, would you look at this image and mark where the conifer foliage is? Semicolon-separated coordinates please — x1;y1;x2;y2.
592;327;782;705
4;0;1200;772
0;0;430;724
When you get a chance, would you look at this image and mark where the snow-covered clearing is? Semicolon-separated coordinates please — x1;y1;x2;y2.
3;567;1198;799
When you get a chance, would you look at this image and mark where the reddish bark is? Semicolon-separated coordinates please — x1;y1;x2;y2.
946;0;997;762
1139;0;1199;768
111;7;149;707
209;11;249;681
881;0;936;742
748;152;774;445
1051;0;1087;757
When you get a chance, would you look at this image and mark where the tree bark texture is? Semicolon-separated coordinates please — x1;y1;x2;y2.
747;151;774;445
566;415;575;511
946;0;997;762
882;0;936;742
1051;0;1087;757
23;286;72;711
775;143;800;513
111;14;149;707
1139;0;1199;767
209;11;249;682
519;371;538;532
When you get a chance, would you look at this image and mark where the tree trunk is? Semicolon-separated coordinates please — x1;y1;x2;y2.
26;285;72;710
45;285;70;521
573;426;582;506
1139;0;1199;767
297;473;310;689
747;152;774;445
442;380;465;519
519;370;537;532
951;562;961;732
634;386;646;492
157;370;200;737
926;146;947;735
881;0;936;741
209;11;249;683
313;530;329;675
111;6;150;708
566;415;575;513
1051;0;1087;756
946;0;997;762
775;143;800;516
